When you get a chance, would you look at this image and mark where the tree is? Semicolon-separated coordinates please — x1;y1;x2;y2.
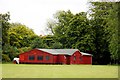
42;35;55;48
89;2;119;64
2;21;38;61
42;35;63;49
18;47;32;53
47;10;95;53
31;36;47;49
0;12;11;62
47;6;118;64
47;10;74;48
106;2;119;64
2;44;18;61
46;19;56;35
51;42;63;49
0;12;10;46
118;2;120;64
8;23;36;48
67;12;95;52
2;54;11;62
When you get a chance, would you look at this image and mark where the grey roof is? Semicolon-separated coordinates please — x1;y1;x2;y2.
37;49;91;56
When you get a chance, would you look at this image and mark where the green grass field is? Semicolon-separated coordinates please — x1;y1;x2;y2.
0;63;2;79
2;64;118;78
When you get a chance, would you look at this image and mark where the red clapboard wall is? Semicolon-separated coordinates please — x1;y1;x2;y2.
19;49;92;64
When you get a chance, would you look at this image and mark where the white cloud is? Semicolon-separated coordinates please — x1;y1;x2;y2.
0;0;88;35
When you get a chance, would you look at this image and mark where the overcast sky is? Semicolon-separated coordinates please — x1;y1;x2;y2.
0;0;90;35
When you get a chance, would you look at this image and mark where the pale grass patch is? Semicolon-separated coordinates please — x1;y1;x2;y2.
2;64;118;78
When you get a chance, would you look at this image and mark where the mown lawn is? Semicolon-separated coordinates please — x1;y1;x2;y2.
0;63;2;79
2;64;118;78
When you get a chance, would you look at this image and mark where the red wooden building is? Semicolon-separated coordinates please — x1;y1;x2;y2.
19;49;92;64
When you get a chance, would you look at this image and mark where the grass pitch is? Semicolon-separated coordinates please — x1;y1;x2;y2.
2;64;118;78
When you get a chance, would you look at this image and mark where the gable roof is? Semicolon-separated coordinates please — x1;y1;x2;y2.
37;49;91;56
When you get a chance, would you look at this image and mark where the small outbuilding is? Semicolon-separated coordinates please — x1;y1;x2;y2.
19;49;92;64
13;58;19;64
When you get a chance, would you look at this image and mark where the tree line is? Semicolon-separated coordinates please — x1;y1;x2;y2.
1;2;119;64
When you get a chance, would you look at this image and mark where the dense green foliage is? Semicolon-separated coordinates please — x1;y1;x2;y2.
46;2;119;64
1;12;10;46
1;12;11;62
8;23;36;48
105;2;119;64
89;2;119;64
49;11;95;53
1;2;119;64
89;2;112;64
